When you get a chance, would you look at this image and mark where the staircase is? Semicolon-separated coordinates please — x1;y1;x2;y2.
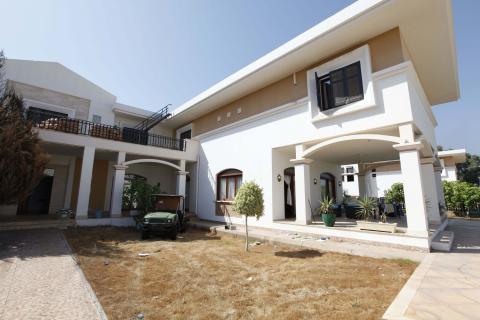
431;230;455;252
133;104;171;132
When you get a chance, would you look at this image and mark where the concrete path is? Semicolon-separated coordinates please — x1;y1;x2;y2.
190;219;426;261
0;229;106;320
384;219;480;319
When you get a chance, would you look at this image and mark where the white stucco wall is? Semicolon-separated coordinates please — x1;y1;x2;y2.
195;62;438;226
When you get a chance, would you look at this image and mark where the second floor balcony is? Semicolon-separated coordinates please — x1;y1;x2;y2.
27;108;186;152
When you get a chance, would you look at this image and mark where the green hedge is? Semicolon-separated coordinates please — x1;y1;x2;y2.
443;181;480;213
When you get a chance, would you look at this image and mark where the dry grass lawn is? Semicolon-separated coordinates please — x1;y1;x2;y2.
65;227;416;320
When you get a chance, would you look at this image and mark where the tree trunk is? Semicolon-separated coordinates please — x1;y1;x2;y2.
245;215;249;252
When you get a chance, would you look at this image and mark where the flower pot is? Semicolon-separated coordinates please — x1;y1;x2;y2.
321;213;336;227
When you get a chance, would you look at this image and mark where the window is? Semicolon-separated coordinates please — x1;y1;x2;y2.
92;114;102;124
347;175;355;182
346;166;354;174
180;130;191;140
315;61;363;111
371;169;376;178
217;169;243;201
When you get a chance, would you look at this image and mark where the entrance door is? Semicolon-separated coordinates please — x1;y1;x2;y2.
320;173;336;201
17;175;54;215
284;167;295;219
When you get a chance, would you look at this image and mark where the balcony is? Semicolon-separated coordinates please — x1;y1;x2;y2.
27;108;186;151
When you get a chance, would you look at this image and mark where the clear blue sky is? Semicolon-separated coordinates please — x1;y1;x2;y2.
1;0;478;153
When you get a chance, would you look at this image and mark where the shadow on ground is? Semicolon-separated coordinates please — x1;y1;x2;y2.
274;249;323;259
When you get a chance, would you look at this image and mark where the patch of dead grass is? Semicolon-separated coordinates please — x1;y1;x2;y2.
64;227;417;320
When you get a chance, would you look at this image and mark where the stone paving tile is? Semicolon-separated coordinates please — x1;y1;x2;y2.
384;220;480;319
0;229;105;320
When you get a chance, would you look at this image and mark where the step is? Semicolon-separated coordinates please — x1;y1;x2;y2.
0;219;75;231
431;230;454;252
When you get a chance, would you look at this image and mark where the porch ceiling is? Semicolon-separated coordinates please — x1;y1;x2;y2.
309;139;399;165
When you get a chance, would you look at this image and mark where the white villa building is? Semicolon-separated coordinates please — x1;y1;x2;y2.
0;0;461;251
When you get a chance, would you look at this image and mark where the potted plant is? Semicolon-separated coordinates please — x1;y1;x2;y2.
318;197;335;227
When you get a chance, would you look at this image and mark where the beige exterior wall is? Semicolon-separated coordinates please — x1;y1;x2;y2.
376;163;401;172
9;81;91;120
185;28;406;136
71;158;109;212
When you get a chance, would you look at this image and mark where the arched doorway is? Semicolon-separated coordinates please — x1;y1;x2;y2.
320;173;336;201
284;167;295;219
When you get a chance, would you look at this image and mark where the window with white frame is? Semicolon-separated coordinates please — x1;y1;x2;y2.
307;45;375;122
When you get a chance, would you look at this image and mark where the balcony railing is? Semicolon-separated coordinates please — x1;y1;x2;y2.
27;108;186;151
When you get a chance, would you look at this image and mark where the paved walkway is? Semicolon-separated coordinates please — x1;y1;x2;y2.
384;219;480;319
190;219;427;261
0;229;106;320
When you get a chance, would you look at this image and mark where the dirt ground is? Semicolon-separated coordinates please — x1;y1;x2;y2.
64;227;417;320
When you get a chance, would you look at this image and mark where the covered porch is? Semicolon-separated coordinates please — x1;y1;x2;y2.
272;124;446;250
0;140;196;227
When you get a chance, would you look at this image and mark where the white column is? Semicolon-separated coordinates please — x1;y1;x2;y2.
110;151;127;218
176;159;188;196
63;156;76;208
434;166;446;207
76;146;95;219
394;142;429;237
291;145;313;225
421;159;441;224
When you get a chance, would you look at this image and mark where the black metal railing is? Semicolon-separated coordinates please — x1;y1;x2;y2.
27;108;186;151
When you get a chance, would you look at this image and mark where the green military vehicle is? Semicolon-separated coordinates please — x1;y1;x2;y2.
139;194;188;240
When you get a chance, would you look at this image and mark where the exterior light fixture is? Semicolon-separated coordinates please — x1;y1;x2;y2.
313;178;318;185
277;174;282;182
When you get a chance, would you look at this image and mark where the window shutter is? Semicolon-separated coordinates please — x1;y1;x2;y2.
314;72;323;110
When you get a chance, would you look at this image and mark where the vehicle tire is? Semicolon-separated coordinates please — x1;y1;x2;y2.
170;229;177;240
141;231;149;240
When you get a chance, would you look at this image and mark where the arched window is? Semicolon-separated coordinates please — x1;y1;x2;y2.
217;169;243;201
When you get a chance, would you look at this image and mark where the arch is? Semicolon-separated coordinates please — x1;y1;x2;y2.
302;134;403;158
123;158;182;171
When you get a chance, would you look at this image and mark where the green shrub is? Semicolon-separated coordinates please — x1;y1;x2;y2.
443;180;480;212
233;181;264;251
384;183;404;204
122;180;160;214
356;196;377;221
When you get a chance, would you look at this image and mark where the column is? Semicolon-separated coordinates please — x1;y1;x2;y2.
63;156;76;208
110;151;127;218
292;145;313;225
434;165;446;212
76;146;95;219
176;159;187;196
394;142;429;237
421;158;441;223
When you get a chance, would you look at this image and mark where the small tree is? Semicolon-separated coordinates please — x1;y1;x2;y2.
384;183;404;204
0;51;49;204
233;181;264;251
122;180;160;215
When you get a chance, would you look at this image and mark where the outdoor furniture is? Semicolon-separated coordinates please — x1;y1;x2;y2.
344;204;360;219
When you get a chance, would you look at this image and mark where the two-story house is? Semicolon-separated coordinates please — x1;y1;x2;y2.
2;0;459;250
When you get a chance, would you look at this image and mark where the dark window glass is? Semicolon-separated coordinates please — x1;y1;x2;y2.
180;130;191;140
347;175;355;182
315;61;364;111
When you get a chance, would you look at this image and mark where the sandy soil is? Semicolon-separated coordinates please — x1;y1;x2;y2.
64;227;416;320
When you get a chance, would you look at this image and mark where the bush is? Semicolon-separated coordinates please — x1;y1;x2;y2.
443;180;480;213
233;181;264;251
122;180;160;214
384;183;404;204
